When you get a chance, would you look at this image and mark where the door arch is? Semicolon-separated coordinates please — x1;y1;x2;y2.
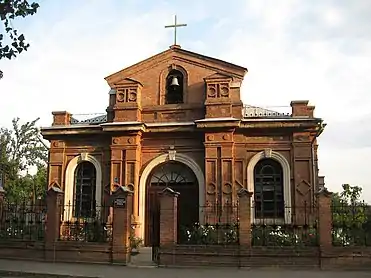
138;153;205;242
145;161;199;246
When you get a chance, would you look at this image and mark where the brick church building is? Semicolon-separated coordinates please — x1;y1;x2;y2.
41;44;325;246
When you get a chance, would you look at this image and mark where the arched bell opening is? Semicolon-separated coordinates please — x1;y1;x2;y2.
165;69;184;104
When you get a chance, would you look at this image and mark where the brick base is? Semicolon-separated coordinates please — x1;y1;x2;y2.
159;245;371;270
1;242;371;270
0;241;128;265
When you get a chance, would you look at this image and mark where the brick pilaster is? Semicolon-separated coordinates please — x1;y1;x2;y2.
45;186;64;261
160;187;179;246
238;188;253;246
111;186;133;264
316;187;333;249
52;111;71;126
290;100;315;118
0;187;5;226
0;187;4;202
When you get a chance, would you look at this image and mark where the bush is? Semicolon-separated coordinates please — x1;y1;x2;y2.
180;222;239;245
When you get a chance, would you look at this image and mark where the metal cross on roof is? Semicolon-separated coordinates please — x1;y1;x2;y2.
165;15;187;46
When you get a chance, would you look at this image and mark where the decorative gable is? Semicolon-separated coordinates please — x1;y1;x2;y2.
105;46;247;86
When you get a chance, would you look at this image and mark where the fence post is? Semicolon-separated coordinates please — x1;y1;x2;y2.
0;187;4;225
237;188;253;246
45;186;64;261
0;187;4;202
111;186;133;264
316;187;333;249
160;187;179;246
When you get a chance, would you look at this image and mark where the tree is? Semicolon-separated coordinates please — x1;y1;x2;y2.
0;0;40;78
332;184;371;246
0;117;47;202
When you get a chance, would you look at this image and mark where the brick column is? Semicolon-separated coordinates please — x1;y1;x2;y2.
290;100;315;118
316;187;333;248
0;187;4;201
238;188;253;246
160;187;179;246
0;187;5;226
52;111;71;126
45;186;64;261
111;186;133;264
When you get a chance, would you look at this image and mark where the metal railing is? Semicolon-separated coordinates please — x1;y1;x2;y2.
59;201;112;243
179;203;240;245
251;202;318;247
70;113;107;125
243;105;292;118
0;200;46;241
67;104;293;125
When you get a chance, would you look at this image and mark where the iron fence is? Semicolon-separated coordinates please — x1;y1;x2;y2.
179;203;239;245
331;202;371;246
251;202;318;247
59;201;112;243
0;200;46;241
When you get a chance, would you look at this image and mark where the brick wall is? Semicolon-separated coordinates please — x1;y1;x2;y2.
156;187;371;270
159;245;371;270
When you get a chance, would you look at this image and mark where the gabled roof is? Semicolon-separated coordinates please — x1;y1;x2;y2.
105;46;248;85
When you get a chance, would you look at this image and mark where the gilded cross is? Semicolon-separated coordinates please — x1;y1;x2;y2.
165;15;187;46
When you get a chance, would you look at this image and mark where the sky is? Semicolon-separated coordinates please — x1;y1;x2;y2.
0;0;370;201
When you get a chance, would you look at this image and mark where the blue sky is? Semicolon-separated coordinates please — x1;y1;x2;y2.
1;0;371;200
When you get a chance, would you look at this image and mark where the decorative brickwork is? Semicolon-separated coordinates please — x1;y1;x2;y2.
34;46;336;268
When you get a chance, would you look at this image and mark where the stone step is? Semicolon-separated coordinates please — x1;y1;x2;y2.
129;247;157;267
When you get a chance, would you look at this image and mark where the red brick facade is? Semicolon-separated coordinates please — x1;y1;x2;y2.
41;45;324;246
1;46;371;270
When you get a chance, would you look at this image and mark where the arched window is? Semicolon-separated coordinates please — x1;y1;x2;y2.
165;69;184;104
74;161;96;218
254;159;284;218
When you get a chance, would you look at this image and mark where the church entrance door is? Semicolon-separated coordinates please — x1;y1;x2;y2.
145;161;199;246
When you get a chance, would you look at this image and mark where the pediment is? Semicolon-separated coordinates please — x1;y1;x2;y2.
204;72;234;82
105;46;247;86
114;77;143;87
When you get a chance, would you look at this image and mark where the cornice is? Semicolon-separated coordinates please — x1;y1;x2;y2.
41;117;323;138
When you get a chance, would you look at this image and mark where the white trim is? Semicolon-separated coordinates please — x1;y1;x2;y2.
138;153;205;240
247;150;292;224
63;153;103;221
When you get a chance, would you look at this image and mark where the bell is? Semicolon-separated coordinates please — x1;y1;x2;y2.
170;76;179;87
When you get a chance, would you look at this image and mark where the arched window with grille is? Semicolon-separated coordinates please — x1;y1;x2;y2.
253;159;284;218
74;161;96;218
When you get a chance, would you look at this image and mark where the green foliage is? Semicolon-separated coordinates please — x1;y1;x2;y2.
251;225;318;246
129;229;143;250
60;220;112;243
0;0;40;60
180;223;239;245
0;117;47;202
331;184;371;246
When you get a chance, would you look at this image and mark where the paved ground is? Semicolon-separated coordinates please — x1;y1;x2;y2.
0;259;370;278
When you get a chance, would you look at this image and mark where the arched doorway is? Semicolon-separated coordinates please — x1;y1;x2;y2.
145;161;199;246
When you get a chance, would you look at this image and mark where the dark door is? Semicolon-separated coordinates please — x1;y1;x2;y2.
145;185;164;246
175;184;199;243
